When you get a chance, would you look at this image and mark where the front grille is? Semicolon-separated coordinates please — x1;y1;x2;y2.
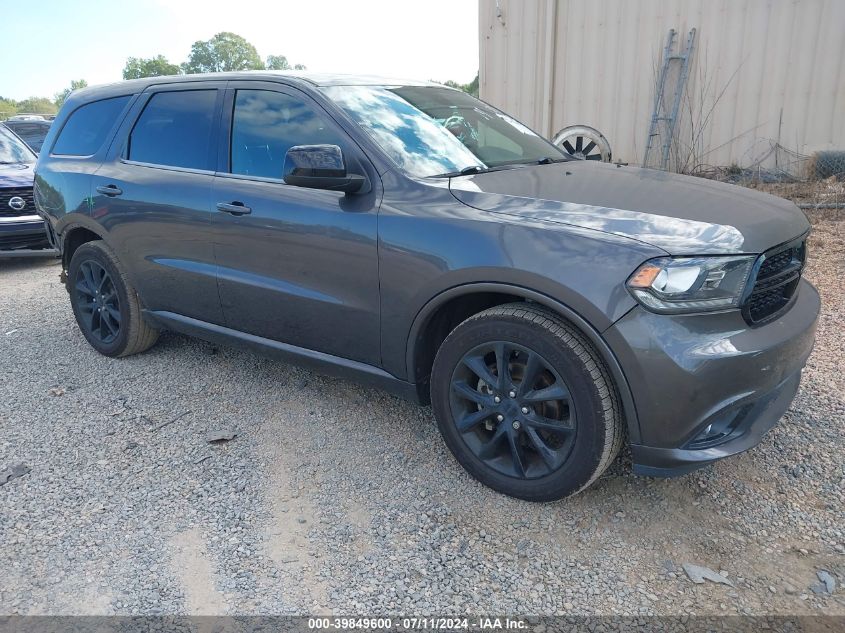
742;238;806;325
0;187;35;218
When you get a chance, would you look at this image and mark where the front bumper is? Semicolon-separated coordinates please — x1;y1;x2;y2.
0;215;56;257
605;278;820;477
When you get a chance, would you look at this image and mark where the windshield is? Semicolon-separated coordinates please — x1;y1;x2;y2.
321;85;566;178
0;124;36;164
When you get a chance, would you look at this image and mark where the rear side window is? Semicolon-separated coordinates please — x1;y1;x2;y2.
52;95;131;156
128;90;217;170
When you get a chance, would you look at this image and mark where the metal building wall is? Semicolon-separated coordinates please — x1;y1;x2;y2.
479;0;845;169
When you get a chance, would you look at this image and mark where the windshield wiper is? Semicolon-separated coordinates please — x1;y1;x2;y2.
429;163;532;178
536;157;569;165
429;165;486;178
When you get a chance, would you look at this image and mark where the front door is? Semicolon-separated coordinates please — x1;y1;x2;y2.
212;83;382;366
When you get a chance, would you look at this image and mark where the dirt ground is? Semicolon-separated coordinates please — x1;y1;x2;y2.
0;201;842;618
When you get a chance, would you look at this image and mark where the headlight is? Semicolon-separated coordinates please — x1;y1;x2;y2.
627;256;755;314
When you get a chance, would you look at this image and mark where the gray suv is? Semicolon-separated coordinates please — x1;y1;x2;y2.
35;73;819;501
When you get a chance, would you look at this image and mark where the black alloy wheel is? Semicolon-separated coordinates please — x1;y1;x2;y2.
74;260;122;344
67;240;159;357
431;304;623;501
449;341;577;479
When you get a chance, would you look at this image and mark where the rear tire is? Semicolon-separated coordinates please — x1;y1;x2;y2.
431;303;623;501
67;241;159;357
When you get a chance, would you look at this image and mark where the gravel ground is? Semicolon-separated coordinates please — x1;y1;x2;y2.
0;211;843;617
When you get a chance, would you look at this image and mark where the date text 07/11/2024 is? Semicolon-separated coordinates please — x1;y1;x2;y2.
307;617;527;630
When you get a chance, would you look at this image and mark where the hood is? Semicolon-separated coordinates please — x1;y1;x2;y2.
0;163;35;188
449;161;809;255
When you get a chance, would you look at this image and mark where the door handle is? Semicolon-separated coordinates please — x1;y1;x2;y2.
96;184;123;197
216;201;252;216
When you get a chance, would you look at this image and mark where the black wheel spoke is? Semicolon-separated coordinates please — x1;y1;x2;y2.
79;305;96;331
96;270;108;293
477;423;507;459
91;307;102;334
452;380;493;406
462;354;498;390
506;430;527;477
523;382;569;404
582;140;597;155
575;136;583;152
455;408;493;432
494;342;510;390
101;310;119;336
75;280;95;297
525;427;561;470
81;263;97;291
104;304;120;323
585;154;603;161
562;140;575;154
524;411;574;433
517;352;542;396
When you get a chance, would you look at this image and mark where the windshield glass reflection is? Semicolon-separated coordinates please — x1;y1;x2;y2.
322;85;565;178
0;125;36;164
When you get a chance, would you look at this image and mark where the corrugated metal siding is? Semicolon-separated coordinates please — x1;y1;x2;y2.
480;0;845;169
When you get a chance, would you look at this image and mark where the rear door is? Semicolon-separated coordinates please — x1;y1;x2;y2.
91;82;226;323
212;82;382;365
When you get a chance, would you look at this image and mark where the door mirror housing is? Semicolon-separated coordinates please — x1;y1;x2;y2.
283;144;367;194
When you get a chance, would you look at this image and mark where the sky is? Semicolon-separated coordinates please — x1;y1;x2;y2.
1;0;479;101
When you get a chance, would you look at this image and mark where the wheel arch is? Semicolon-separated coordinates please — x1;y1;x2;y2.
406;283;641;443
58;217;107;271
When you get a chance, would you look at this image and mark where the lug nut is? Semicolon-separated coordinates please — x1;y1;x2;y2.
508;390;516;398
512;421;521;430
496;414;504;422
493;396;501;403
521;406;529;414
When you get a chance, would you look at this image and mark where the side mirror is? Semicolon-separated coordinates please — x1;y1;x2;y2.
282;144;366;194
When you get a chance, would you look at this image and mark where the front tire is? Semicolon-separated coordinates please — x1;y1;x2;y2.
67;241;159;357
431;303;623;501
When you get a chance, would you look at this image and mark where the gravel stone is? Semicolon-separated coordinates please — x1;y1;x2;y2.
0;210;843;616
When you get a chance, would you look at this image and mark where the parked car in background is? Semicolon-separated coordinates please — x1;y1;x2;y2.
2;119;52;154
0;123;53;256
36;73;819;500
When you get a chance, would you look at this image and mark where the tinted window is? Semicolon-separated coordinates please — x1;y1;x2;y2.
230;90;346;179
52;96;131;156
6;121;51;153
128;90;217;170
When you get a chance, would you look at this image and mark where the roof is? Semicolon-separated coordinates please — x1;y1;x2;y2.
69;71;442;102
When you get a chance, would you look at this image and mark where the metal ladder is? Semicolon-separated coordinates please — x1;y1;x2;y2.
642;28;697;170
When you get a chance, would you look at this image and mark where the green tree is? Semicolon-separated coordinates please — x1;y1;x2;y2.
182;32;264;73
464;73;479;97
0;96;18;119
54;79;88;108
16;96;58;115
123;55;180;80
265;55;290;70
442;73;479;97
265;55;307;71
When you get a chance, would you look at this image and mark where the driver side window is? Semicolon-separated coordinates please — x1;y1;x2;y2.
230;89;346;180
